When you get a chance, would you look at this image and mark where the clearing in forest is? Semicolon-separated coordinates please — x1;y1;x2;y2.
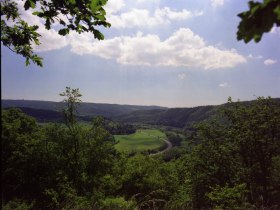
114;129;166;152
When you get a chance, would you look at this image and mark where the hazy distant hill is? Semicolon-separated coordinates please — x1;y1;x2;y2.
2;99;167;119
3;98;279;128
115;98;280;129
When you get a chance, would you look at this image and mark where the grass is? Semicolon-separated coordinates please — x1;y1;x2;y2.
114;129;166;152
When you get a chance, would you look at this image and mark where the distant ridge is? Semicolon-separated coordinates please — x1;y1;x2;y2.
2;98;279;129
2;99;167;118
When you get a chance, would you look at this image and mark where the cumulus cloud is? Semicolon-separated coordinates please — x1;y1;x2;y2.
33;29;68;52
68;28;246;70
211;0;225;8
8;0;245;70
104;0;125;14
219;82;228;87
107;7;203;28
264;59;277;65
178;73;186;80
11;0;68;52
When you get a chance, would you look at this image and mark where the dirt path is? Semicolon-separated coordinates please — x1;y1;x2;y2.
149;138;172;156
139;131;173;156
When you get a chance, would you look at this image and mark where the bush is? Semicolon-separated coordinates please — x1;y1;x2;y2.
99;197;136;210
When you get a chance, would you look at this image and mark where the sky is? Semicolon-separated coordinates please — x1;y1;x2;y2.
2;0;280;108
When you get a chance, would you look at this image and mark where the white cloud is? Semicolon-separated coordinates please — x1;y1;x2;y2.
108;7;203;28
178;73;186;80
270;26;280;35
211;0;224;8
156;7;203;20
264;59;277;65
8;0;245;69
69;28;246;70
33;28;68;52
219;82;228;87
104;0;125;14
11;0;69;52
248;54;263;59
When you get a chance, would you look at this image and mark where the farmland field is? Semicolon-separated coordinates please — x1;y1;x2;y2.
114;129;166;152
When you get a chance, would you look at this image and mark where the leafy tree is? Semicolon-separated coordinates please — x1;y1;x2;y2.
119;154;179;209
59;86;82;131
237;0;280;43
223;97;280;205
179;120;243;209
1;108;49;203
1;0;110;66
206;184;248;210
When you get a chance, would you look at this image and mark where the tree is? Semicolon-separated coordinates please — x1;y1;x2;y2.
59;87;83;188
173;97;280;209
1;0;110;66
59;86;82;131
1;108;48;202
223;97;280;205
237;0;280;43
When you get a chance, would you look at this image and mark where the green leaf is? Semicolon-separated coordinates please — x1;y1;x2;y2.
25;58;30;66
58;28;70;36
90;0;101;13
24;0;36;10
32;11;40;16
94;30;104;40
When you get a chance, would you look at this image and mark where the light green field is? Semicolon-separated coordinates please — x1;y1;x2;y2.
114;129;166;152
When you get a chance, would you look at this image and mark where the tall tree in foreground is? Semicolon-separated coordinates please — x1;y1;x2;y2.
174;97;280;209
59;87;82;131
223;97;280;205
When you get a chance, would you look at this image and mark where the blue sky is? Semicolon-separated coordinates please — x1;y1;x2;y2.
2;0;280;107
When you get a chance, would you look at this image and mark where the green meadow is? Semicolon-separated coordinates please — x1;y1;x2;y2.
114;129;166;152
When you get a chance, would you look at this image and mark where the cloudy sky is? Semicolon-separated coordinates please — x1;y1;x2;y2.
2;0;280;107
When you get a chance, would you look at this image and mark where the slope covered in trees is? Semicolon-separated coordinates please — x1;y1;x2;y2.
2;94;280;209
2;99;166;119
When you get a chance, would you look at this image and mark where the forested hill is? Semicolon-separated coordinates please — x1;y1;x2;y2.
1;99;166;118
2;100;217;127
2;99;280;129
115;105;217;128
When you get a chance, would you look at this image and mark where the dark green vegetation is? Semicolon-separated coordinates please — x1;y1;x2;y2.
2;91;280;209
116;105;216;129
237;0;280;43
1;0;109;66
2;99;166;120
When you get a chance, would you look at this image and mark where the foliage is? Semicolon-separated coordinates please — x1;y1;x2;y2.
59;86;82;130
223;97;280;205
104;119;136;135
116;105;216;129
2;199;35;210
1;0;42;66
1;0;110;66
99;197;136;210
206;184;248;210
1;88;118;209
237;0;280;43
2;95;280;209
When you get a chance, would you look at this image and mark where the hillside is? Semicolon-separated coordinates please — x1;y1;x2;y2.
115;105;217;128
2;99;166;118
3;98;280;129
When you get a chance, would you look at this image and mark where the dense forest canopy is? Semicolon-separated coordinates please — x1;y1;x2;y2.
2;90;280;209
